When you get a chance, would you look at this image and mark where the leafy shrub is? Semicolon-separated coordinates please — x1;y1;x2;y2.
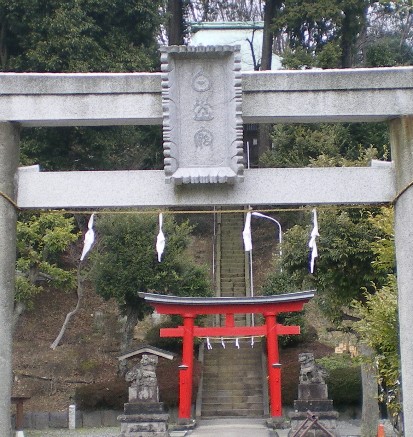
144;319;183;353
318;354;362;407
74;380;128;410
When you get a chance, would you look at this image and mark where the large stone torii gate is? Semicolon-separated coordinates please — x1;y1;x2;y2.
1;48;413;435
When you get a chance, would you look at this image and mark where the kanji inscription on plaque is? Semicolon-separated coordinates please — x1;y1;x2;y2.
160;45;244;184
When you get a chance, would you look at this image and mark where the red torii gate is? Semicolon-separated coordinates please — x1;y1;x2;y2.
139;291;314;419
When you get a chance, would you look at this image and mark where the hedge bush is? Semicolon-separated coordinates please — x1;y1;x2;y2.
318;354;362;407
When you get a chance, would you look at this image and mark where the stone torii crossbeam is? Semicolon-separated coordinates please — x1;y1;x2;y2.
1;55;413;435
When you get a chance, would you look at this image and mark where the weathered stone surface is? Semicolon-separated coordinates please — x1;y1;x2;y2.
49;412;68;428
294;399;334;412
124;403;164;415
290;411;340;437
390;116;413;435
82;410;102;427
161;45;243;184
31;412;50;429
298;383;328;400
118;412;169;437
102;410;122;426
17;166;396;209
2;68;413;126
126;355;159;402
118;413;169;423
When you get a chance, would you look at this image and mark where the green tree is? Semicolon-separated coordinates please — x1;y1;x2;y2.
263;207;389;322
272;0;370;69
353;278;401;431
15;213;79;325
0;0;164;172
260;122;388;171
0;0;161;72
92;213;212;350
353;207;401;433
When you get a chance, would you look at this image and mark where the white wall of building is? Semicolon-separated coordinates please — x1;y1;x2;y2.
189;23;282;71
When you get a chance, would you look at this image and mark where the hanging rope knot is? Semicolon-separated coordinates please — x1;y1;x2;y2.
0;190;20;211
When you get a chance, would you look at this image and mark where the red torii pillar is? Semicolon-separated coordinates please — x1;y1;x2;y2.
139;291;314;420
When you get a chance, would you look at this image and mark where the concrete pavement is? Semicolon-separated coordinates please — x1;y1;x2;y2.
184;418;277;437
24;417;399;437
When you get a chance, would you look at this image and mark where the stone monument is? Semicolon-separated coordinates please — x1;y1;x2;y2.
118;347;174;437
289;353;340;437
125;354;159;403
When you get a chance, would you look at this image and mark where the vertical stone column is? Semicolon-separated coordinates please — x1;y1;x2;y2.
0;122;20;437
389;116;413;435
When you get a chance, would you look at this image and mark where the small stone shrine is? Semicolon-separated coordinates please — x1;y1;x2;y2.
117;346;174;437
289;353;340;437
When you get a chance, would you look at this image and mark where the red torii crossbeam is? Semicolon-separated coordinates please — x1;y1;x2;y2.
139;291;314;419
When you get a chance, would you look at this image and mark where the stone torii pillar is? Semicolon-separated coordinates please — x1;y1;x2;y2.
0;123;20;437
390;116;413;432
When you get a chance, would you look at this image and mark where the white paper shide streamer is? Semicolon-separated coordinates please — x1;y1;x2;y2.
80;214;95;261
242;211;252;252
308;209;319;273
156;213;165;262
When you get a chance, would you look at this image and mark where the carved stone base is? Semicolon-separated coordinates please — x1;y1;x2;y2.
289;411;340;437
118;402;169;437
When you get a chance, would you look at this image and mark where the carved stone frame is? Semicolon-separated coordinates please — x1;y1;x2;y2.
161;45;244;184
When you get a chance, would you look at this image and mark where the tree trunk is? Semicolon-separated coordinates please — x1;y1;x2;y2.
50;264;84;350
258;0;282;157
121;306;140;353
341;8;354;68
360;343;380;437
13;301;26;333
261;0;279;70
167;0;184;46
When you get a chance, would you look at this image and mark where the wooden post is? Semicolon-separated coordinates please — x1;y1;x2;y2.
179;315;195;420
0;123;20;437
265;313;282;417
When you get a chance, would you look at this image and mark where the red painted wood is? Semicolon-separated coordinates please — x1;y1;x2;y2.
226;313;235;327
140;292;313;420
179;315;195;419
160;324;299;338
265;314;282;417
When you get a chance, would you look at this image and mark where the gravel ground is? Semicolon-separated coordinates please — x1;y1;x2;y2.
22;419;398;437
25;427;120;437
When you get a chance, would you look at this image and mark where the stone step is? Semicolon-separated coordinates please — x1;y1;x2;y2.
202;392;263;401
201;408;263;417
202;390;263;400
201;401;263;411
203;358;262;367
203;369;262;378
204;379;262;396
219;282;246;287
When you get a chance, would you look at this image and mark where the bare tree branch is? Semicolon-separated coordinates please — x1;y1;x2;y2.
50;263;84;350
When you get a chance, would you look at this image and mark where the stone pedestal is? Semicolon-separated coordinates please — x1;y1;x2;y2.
118;402;169;437
289;384;340;436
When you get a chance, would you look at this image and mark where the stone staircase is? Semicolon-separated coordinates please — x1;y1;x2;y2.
200;339;266;417
197;212;267;418
217;212;249;325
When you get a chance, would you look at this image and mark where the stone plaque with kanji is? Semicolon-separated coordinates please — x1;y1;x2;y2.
161;45;244;184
